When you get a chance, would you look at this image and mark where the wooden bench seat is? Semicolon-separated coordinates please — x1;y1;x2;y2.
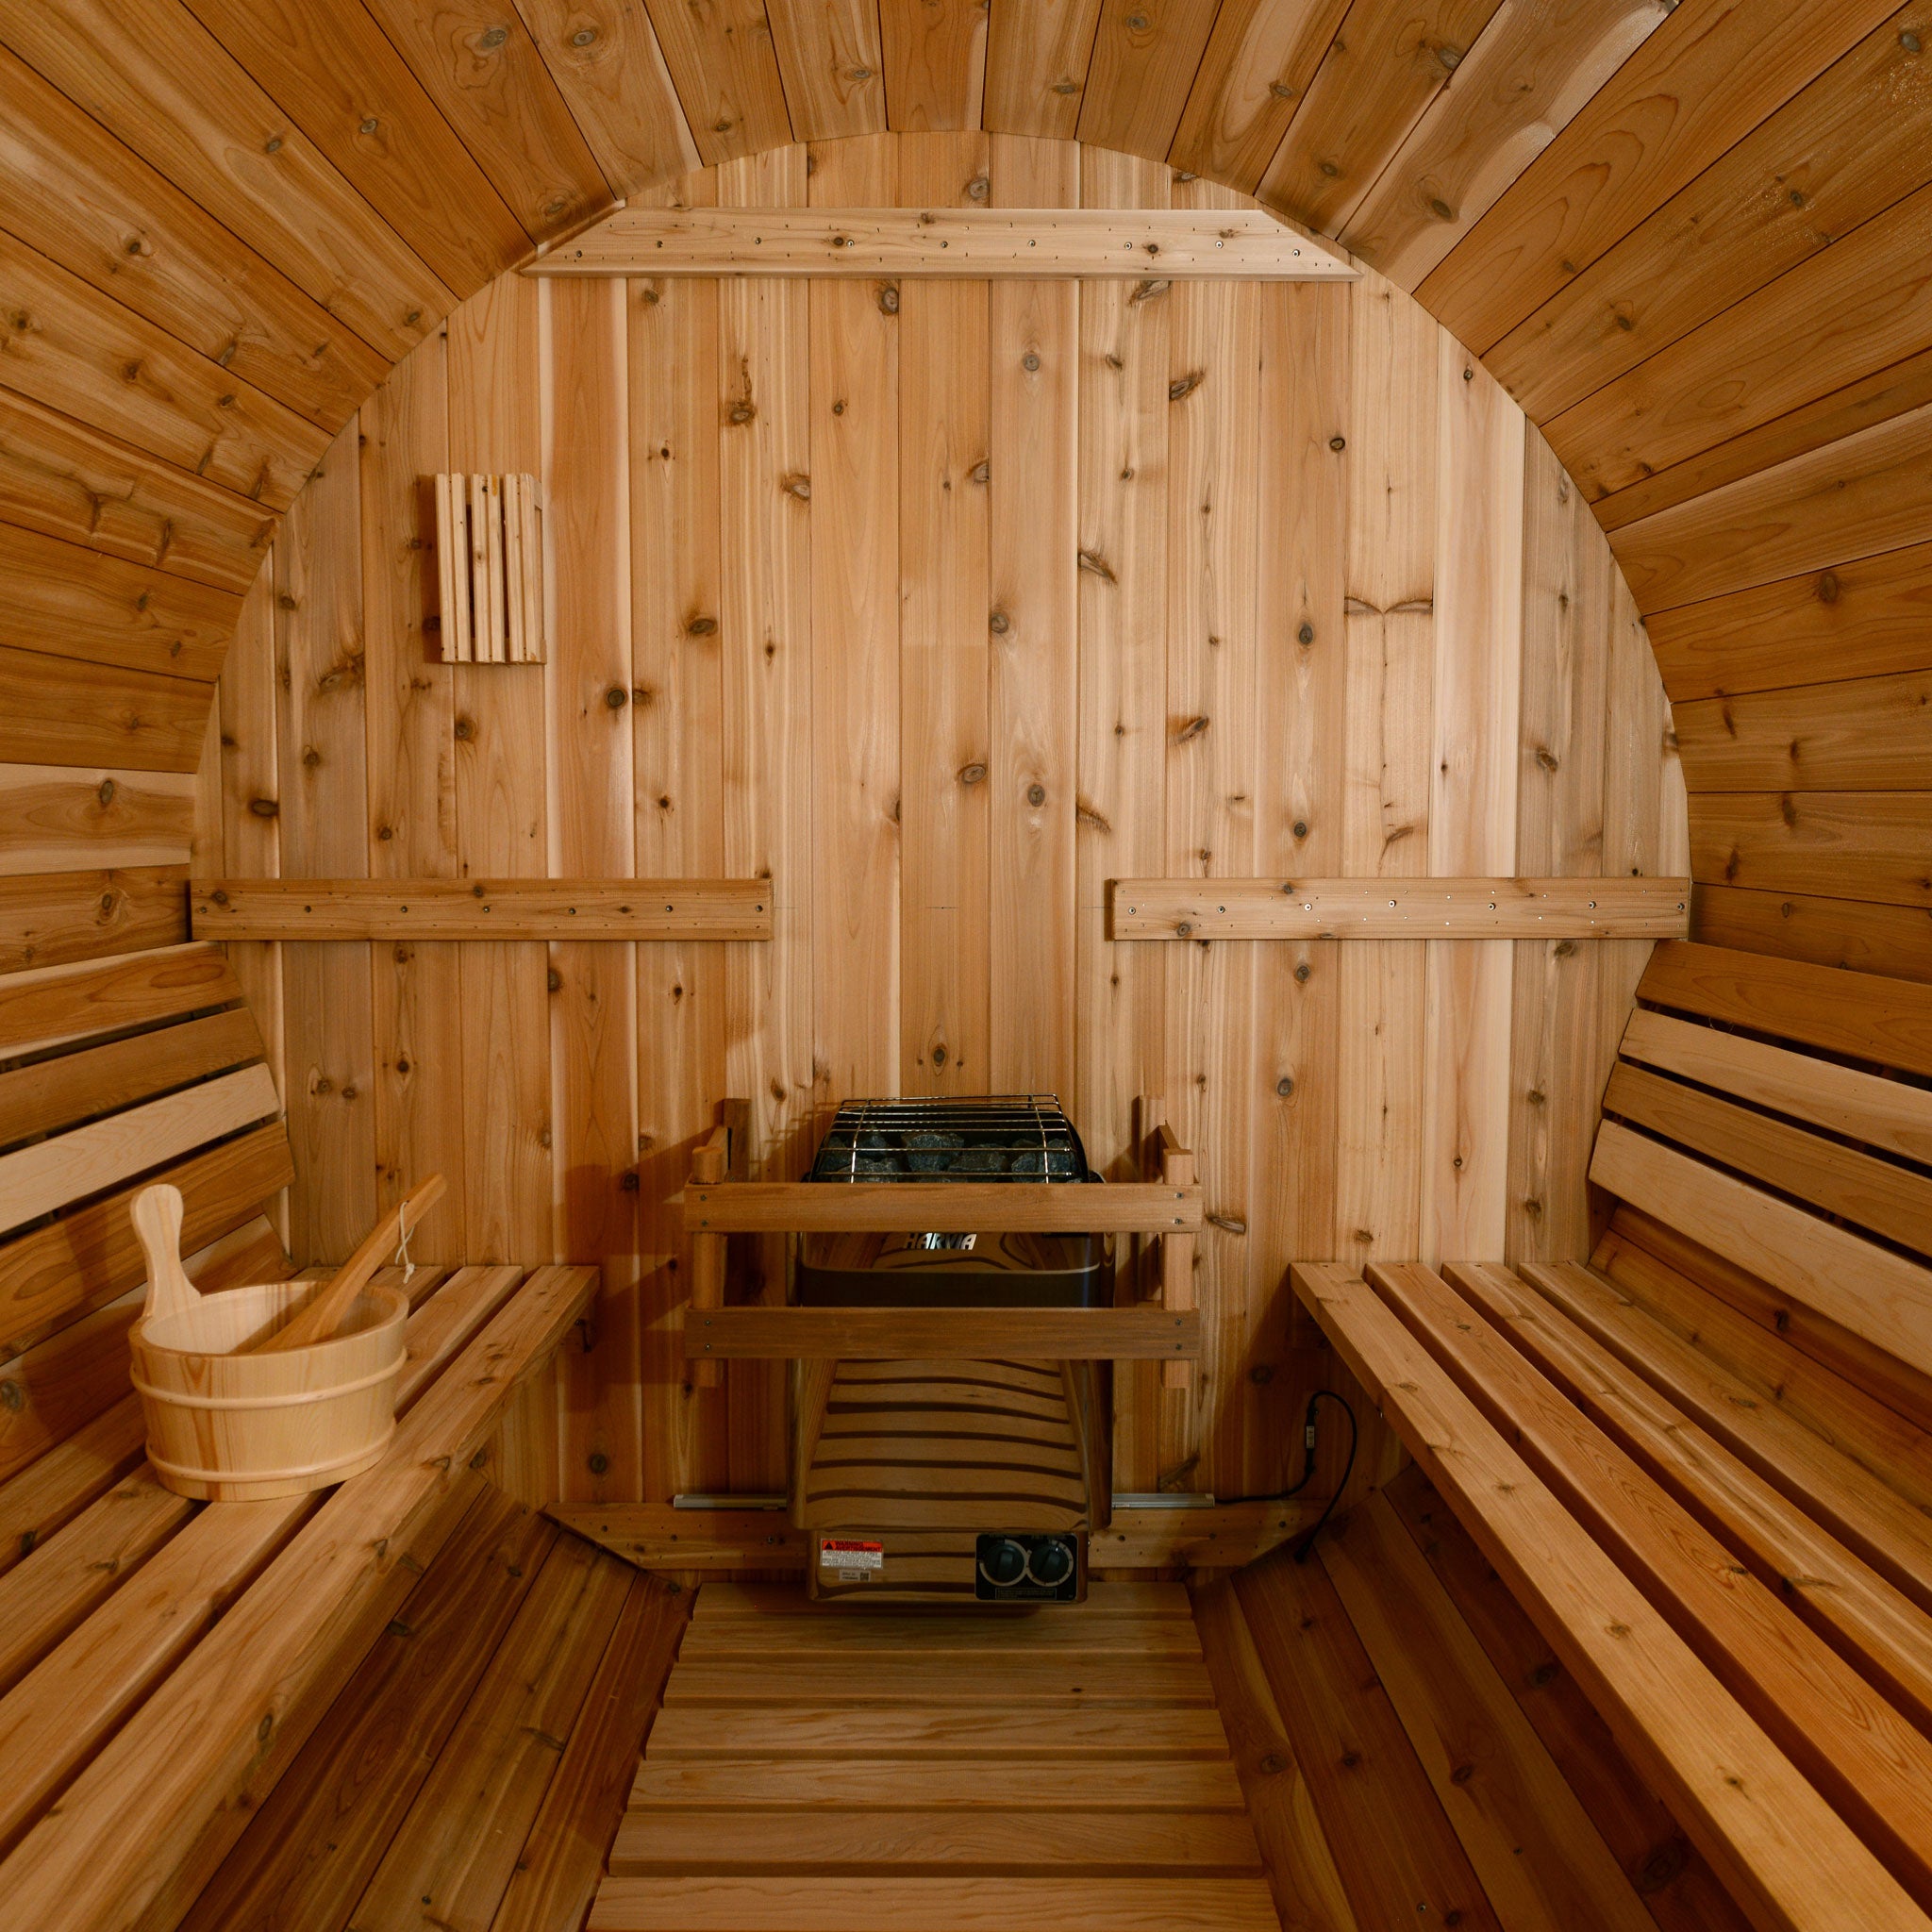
1270;941;1932;1932
1446;1260;1932;1736
0;932;611;1928
1516;1261;1932;1626
1290;1259;1932;1932
0;1257;597;1927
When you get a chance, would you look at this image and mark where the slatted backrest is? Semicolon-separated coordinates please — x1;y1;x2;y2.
0;941;291;1477
1592;941;1932;1381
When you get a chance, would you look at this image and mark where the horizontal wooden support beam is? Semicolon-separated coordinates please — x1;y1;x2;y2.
1108;876;1690;940
527;207;1355;280
550;1507;807;1573
191;878;773;941
550;1501;1315;1573
683;1180;1200;1235
683;1307;1201;1361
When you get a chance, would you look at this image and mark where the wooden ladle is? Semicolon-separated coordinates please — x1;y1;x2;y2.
252;1173;446;1355
130;1183;199;1325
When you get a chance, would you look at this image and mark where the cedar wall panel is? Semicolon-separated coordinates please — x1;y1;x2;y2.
217;135;1685;1501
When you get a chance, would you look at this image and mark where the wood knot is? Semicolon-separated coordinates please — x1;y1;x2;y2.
1173;714;1208;743
1168;369;1205;403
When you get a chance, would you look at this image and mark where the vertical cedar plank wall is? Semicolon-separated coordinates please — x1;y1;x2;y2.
209;135;1685;1503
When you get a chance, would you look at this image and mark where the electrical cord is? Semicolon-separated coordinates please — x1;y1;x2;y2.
1291;1390;1357;1563
1214;1388;1360;1563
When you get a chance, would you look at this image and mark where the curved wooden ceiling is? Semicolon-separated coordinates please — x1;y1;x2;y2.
2;0;1928;978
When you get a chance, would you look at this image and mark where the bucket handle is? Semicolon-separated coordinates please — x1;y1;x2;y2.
131;1185;198;1324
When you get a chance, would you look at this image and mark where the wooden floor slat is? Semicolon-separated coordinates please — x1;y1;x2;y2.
627;1758;1250;1811
692;1580;1193;1618
661;1655;1216;1707
645;1706;1232;1760
604;1574;1290;1932
677;1614;1201;1657
609;1807;1265;1875
588;1874;1282;1930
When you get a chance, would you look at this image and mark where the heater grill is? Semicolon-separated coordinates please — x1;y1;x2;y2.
807;1094;1093;1184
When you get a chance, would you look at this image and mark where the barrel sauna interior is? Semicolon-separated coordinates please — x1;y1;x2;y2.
3;5;1931;1928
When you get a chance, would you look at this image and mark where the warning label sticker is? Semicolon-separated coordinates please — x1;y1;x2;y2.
819;1538;884;1574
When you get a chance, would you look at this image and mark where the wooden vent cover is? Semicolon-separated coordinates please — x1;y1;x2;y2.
433;472;545;664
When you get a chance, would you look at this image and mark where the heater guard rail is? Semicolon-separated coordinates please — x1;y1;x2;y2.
678;1110;1203;1388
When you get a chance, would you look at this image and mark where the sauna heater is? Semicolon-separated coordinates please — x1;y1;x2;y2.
796;1094;1110;1308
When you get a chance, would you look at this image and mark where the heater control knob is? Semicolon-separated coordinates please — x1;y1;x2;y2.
980;1539;1028;1587
1029;1538;1074;1588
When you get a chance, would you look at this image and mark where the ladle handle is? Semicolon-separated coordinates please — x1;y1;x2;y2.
255;1172;446;1355
131;1185;197;1324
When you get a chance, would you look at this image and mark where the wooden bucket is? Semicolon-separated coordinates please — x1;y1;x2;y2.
129;1274;408;1502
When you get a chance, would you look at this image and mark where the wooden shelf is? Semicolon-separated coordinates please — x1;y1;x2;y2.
527;207;1355;280
1108;875;1691;941
191;878;772;941
683;1306;1201;1361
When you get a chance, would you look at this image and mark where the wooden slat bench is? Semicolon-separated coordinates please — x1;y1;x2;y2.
1289;1259;1931;1932
1282;946;1932;1932
0;933;614;1929
0;1257;598;1928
